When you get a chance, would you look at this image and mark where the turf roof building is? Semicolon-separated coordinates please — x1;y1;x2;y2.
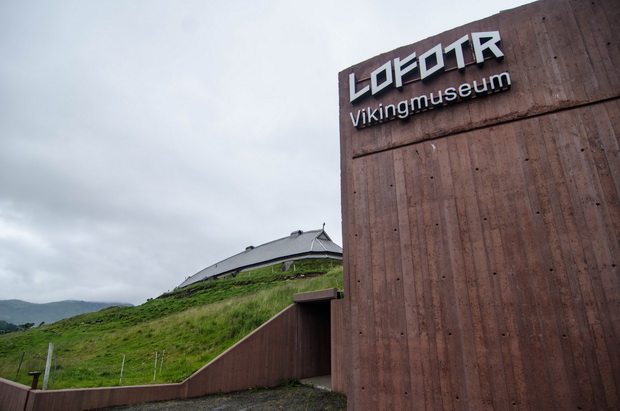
2;1;618;410
178;229;342;288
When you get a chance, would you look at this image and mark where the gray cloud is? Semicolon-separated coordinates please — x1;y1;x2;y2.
0;0;532;304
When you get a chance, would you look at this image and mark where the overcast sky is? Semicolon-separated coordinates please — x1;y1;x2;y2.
0;0;533;305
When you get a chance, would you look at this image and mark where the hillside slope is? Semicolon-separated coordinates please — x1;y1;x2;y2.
0;259;342;389
0;300;132;326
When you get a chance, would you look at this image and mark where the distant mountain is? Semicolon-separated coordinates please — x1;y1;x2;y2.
0;299;133;326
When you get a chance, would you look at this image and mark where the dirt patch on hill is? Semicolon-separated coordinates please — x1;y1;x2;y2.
99;385;346;410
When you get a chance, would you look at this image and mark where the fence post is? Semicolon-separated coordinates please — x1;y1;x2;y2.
15;351;25;379
159;349;165;375
42;342;54;390
119;354;125;385
52;355;57;388
28;372;41;389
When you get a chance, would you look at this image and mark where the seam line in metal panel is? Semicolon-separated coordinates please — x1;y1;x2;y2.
351;94;620;159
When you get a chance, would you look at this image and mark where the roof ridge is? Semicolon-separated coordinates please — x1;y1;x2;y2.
240;229;324;251
180;228;340;287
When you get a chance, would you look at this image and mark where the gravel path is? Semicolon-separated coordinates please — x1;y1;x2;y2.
98;385;346;410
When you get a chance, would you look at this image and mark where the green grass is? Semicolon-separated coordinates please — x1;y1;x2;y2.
0;259;343;389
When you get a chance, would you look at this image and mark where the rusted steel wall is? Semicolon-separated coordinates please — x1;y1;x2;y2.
0;377;183;411
185;303;330;398
184;304;297;397
0;378;30;411
24;383;183;411
330;298;348;394
338;0;619;409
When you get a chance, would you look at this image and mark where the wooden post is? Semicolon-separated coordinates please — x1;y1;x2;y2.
119;354;125;385
28;371;41;389
42;342;54;390
15;351;25;379
52;355;57;388
159;349;165;375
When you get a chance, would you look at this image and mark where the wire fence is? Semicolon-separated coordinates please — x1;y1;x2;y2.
7;346;188;389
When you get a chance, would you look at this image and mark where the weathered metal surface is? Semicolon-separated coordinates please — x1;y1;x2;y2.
24;383;183;411
330;298;348;395
294;288;338;303
0;378;30;411
338;0;620;409
184;303;330;397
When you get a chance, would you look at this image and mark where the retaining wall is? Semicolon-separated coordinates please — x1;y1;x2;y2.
0;378;30;411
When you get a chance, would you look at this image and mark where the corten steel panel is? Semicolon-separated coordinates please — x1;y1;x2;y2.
185;304;299;397
340;0;620;158
331;299;348;394
338;0;620;409
0;378;30;411
185;303;332;398
294;288;338;303
22;383;183;411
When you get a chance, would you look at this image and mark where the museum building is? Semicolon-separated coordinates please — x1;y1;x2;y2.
335;0;619;409
1;0;618;409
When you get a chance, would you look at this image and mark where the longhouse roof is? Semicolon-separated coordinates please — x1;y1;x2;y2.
178;229;342;288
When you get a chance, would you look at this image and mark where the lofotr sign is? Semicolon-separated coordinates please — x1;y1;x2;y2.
348;31;511;129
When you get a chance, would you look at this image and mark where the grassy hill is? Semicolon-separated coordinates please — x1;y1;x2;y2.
0;259;342;389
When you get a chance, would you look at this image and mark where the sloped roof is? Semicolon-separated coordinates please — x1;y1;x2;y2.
178;229;342;288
